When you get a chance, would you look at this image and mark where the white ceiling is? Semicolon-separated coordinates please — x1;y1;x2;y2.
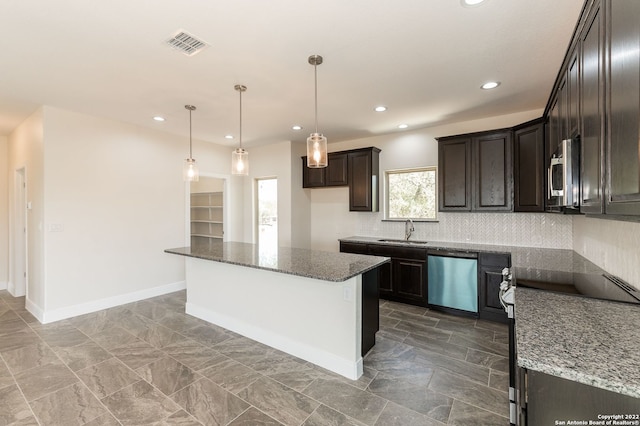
0;0;583;147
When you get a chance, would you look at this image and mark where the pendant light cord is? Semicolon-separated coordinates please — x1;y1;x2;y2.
239;89;243;150
314;62;318;134
189;108;193;159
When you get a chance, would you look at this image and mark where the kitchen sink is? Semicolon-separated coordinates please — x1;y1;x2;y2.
377;239;429;245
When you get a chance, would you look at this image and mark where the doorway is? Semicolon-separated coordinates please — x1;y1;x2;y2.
12;168;27;297
189;176;226;248
256;178;278;249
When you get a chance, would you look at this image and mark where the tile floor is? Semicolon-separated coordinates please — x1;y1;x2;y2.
0;290;509;425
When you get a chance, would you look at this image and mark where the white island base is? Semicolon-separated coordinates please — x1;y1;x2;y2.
185;257;366;380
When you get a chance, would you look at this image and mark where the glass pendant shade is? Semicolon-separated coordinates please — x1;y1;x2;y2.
183;158;199;181
232;148;249;176
306;133;328;168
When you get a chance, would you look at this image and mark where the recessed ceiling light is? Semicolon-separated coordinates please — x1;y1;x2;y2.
461;0;486;7
292;125;303;130
481;81;500;90
225;135;234;139
374;106;387;112
152;116;165;122
398;124;409;129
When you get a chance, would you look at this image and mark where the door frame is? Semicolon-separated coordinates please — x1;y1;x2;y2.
10;167;27;297
185;173;229;245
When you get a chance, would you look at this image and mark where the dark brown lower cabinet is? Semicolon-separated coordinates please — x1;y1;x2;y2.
478;252;511;323
342;242;427;307
393;258;426;304
361;267;379;355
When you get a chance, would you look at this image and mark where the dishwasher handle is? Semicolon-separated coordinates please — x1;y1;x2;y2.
427;250;478;259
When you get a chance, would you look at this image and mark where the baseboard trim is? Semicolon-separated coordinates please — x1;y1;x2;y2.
25;298;45;323
40;281;186;324
0;281;6;291
186;302;363;380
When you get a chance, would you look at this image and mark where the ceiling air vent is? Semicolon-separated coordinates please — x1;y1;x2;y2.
166;31;208;56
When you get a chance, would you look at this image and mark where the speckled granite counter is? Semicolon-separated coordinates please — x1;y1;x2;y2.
340;236;606;286
515;287;640;398
165;242;389;282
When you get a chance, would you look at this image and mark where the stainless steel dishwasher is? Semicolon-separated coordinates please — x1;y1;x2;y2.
427;250;478;313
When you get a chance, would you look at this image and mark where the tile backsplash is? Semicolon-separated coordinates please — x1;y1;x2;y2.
573;216;640;288
356;212;573;249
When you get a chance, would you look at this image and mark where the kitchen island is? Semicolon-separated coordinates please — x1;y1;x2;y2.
165;243;389;380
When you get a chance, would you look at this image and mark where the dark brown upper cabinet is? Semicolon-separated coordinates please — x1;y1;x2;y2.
606;0;640;215
580;0;605;214
514;119;546;212
302;156;326;187
348;147;380;212
438;137;472;211
325;152;348;186
568;47;580;138
438;131;512;212
473;132;513;211
303;147;380;212
302;152;349;188
544;0;640;217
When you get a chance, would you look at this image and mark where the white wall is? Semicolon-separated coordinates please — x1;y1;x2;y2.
241;140;311;248
8;108;45;308
5;106;240;321
290;142;311;249
573;216;640;289
0;136;8;290
308;109;572;252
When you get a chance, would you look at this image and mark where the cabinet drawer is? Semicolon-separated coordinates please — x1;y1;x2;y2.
339;242;369;255
478;252;511;268
369;244;426;260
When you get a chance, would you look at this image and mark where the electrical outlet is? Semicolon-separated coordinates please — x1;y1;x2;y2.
343;286;353;302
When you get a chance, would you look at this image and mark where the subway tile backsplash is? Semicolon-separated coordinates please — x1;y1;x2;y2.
356;212;573;249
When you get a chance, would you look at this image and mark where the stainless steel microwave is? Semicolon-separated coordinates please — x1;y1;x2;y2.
548;138;580;209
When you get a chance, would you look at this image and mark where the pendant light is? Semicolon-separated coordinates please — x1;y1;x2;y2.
183;105;199;181
307;54;328;168
232;84;249;176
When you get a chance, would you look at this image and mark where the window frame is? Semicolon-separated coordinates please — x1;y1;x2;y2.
384;166;438;221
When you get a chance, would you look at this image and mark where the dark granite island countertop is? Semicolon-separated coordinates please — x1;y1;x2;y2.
165;242;390;282
515;287;640;398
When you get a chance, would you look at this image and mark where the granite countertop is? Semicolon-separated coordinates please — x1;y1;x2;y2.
165;242;390;282
340;236;605;280
515;287;640;398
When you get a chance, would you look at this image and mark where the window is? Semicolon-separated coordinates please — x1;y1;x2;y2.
385;167;437;220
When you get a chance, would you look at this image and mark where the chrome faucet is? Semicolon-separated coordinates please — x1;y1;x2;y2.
404;219;415;241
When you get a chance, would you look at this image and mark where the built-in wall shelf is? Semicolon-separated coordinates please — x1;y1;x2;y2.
190;192;223;247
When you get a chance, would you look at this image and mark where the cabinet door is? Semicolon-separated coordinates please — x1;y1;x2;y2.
473;132;513;211
348;149;380;212
606;0;640;215
548;94;561;165
393;258;426;304
580;1;605;214
438;138;472;211
326;152;348;186
514;122;545;212
478;253;510;323
302;156;325;188
568;47;580;137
